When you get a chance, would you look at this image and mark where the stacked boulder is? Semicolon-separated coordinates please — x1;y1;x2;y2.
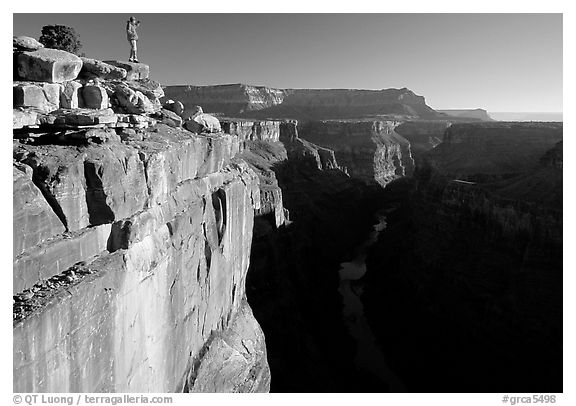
13;35;167;134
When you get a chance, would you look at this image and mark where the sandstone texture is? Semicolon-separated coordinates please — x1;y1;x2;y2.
80;57;127;80
184;112;222;133
104;61;150;80
81;84;109;109
13;36;44;51
60;80;83;109
16;49;83;83
221;119;281;143
13;123;269;392
14;81;61;112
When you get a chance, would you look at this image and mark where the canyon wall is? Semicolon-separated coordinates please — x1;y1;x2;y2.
163;84;442;121
298;120;415;187
12;46;272;393
13;126;271;392
427;122;563;179
395;120;451;160
242;122;391;391
362;122;563;392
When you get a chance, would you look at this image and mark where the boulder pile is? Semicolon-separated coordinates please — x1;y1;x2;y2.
12;35;219;136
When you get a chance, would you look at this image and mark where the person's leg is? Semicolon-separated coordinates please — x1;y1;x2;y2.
128;40;134;61
132;40;138;62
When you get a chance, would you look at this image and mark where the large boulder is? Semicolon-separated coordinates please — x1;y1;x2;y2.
81;85;109;109
184;106;221;133
158;109;183;128
163;99;185;117
16;48;83;83
13;36;44;51
80;57;127;80
104;60;149;80
125;78;164;99
14;82;60;112
113;84;155;114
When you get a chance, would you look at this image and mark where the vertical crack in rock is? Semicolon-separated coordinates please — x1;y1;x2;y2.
137;151;152;208
84;160;115;225
212;189;227;246
24;160;70;231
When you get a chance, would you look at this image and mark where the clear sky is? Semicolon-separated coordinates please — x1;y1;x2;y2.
13;13;562;112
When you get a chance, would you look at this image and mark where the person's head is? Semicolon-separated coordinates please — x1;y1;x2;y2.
129;16;137;23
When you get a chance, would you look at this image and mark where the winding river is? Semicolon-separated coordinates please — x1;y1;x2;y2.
338;212;406;392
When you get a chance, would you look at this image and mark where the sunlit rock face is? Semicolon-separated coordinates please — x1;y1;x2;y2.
163;84;441;121
13;123;270;393
298;120;415;187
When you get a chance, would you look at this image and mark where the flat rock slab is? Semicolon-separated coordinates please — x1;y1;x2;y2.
51;108;118;126
16;49;83;83
104;61;149;80
13;36;44;51
80;57;127;80
13;224;111;294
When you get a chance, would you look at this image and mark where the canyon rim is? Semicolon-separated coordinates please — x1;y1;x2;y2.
11;12;563;399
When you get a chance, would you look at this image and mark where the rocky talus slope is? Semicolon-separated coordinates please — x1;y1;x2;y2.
362;122;563;392
163;84;443;121
12;39;270;392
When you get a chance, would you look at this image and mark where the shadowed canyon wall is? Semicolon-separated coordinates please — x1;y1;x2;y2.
362;123;563;392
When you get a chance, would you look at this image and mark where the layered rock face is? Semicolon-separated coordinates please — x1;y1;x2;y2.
361;123;563;392
13;47;270;393
427;122;563;179
394;120;451;160
298;120;415;187
13;125;270;393
163;84;442;121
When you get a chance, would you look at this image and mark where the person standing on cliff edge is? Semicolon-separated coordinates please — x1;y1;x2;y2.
126;16;141;63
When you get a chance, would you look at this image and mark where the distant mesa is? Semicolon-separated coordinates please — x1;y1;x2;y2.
163;83;445;121
488;112;563;122
436;109;493;121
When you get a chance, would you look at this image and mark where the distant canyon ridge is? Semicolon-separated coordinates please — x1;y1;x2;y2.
163;84;486;122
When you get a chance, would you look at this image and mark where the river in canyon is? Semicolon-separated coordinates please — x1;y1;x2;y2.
338;210;406;392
